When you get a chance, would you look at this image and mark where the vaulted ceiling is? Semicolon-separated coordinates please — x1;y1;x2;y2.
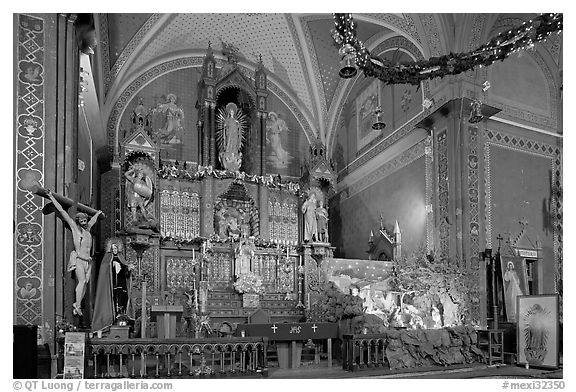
96;13;561;156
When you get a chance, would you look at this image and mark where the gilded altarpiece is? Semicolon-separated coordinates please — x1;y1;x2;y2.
268;190;299;244
159;182;201;241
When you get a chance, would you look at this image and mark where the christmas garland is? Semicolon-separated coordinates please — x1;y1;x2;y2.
157;164;302;195
160;234;298;251
333;13;562;85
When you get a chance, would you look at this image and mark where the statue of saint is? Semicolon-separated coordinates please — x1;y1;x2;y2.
124;165;154;226
47;191;103;316
315;199;329;243
235;238;255;277
216;207;228;238
224;103;241;153
152;93;184;144
92;238;135;332
217;102;245;171
301;192;318;242
239;209;251;238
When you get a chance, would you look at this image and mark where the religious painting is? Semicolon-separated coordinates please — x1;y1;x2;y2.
324;258;395;319
356;79;381;150
265;111;293;170
150;93;185;144
500;256;529;322
517;294;559;369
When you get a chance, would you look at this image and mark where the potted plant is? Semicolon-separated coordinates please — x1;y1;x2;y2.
233;272;264;307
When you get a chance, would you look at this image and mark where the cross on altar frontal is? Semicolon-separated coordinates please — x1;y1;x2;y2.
312;324;317;332
271;324;278;333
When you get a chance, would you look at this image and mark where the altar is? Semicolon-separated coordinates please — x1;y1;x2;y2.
77;43;339;343
237;322;338;368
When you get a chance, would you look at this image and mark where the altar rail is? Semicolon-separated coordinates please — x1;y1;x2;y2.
342;326;483;371
86;337;268;378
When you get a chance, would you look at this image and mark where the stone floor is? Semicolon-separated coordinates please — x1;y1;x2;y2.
266;361;563;379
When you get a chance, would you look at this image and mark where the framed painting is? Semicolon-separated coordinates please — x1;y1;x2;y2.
500;256;529;322
516;294;559;369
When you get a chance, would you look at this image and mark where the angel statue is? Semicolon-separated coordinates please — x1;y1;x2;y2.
216;102;247;171
124;163;154;227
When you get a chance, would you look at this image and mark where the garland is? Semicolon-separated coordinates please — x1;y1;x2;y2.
160;234;298;251
157;164;302;195
333;13;562;85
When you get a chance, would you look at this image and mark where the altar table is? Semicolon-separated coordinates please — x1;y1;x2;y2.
236;322;338;368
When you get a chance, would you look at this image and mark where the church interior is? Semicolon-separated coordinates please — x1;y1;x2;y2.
13;13;563;380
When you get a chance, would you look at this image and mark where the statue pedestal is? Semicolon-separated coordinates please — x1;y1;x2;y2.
151;305;183;339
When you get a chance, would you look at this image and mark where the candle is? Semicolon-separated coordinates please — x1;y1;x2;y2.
192;248;195;260
286;246;289;258
307;293;310;310
194;289;199;311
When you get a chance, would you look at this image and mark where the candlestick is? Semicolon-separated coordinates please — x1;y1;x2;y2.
192;248;195;260
194;289;199;312
141;278;147;338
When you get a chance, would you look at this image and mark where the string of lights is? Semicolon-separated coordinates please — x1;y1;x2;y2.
332;13;563;85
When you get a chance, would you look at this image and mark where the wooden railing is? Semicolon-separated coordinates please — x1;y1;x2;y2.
86;337;268;378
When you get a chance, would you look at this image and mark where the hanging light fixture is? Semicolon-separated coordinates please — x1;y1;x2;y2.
468;99;483;123
372;107;386;130
338;44;357;78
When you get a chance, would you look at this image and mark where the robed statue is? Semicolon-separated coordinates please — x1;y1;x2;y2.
216;102;247;171
235;238;255;277
92;238;135;332
302;192;318;242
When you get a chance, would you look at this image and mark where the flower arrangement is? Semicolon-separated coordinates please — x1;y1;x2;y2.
233;272;264;295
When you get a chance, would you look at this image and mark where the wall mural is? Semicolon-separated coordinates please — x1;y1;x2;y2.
119;68;200;162
265;111;293;170
265;93;306;177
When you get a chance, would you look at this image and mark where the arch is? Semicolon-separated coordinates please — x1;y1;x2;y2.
327;34;430;155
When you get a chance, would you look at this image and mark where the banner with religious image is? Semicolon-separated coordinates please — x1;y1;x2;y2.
500;256;529;323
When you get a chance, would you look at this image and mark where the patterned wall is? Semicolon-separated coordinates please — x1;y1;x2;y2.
436;129;449;256
14;14;45;326
483;129;562;293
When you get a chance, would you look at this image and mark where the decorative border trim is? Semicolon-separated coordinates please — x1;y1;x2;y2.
363;13;421;44
98;13;111;95
424;136;434;252
15;14;45;326
483;128;562;292
436;129;449;256
298;16;328;127
107;58;316;155
467;125;480;264
420;14;443;56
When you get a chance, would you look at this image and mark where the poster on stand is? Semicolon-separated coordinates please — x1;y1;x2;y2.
63;332;86;378
517;294;559;369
